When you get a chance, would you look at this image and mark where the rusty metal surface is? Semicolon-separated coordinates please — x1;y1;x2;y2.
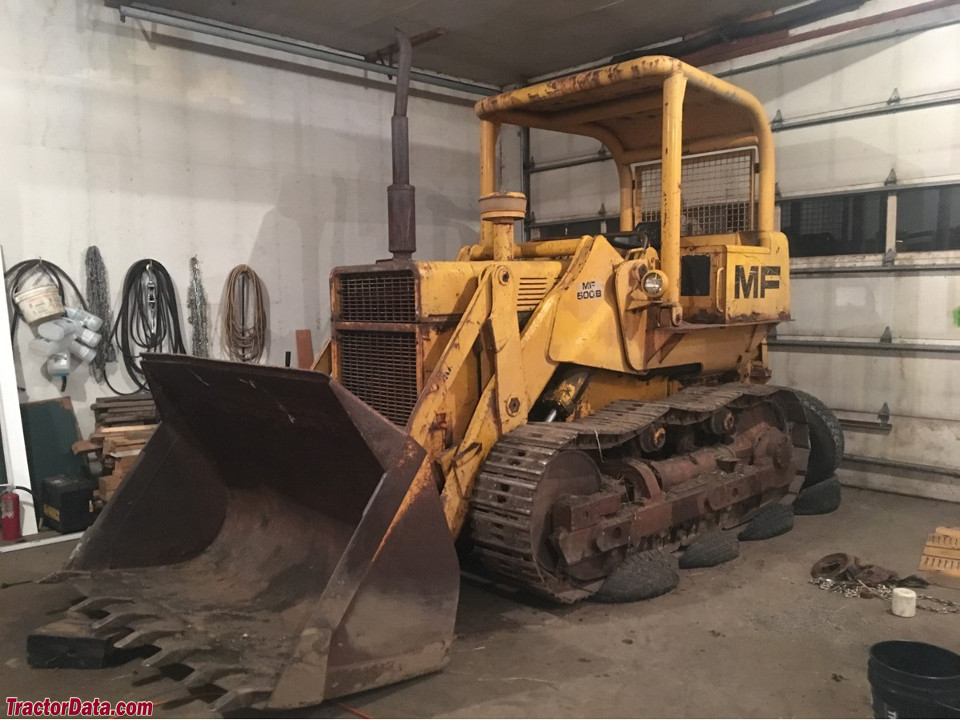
470;383;810;602
388;33;416;260
42;355;459;712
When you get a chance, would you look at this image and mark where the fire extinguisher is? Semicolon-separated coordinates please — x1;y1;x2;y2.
2;485;22;541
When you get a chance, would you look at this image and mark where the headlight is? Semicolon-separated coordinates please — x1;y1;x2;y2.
641;270;667;298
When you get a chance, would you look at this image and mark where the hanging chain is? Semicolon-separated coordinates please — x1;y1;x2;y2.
84;246;117;384
187;256;209;358
811;578;960;614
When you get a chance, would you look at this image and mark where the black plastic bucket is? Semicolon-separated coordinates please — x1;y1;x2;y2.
868;641;960;719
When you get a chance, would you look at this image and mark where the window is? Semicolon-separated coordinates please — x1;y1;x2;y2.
896;185;960;252
531;216;620;240
778;193;885;258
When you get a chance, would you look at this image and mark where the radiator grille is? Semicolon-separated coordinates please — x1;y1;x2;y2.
338;330;418;426
337;271;416;323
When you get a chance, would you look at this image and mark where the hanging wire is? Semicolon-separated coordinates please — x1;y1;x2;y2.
4;259;87;340
84;246;117;383
221;264;267;363
186;256;209;358
105;259;186;394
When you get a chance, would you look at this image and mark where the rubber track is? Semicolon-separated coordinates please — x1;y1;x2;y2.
469;383;808;602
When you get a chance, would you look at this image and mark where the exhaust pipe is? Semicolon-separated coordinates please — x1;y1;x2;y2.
387;32;416;260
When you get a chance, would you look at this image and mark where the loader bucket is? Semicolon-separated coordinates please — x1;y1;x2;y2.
44;355;460;712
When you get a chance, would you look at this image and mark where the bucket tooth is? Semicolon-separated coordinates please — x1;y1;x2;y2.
90;608;160;632
208;674;274;713
113;622;182;650
181;663;246;689
142;640;208;668
70;596;133;614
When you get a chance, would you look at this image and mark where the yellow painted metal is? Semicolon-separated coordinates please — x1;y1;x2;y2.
547;238;632;373
660;72;686;323
479;120;500;251
310;338;332;373
573;371;672;420
617;162;634;231
479;192;526;262
327;57;790;538
466;238;583;261
437;237;595;535
722;233;791;322
474;55;776;237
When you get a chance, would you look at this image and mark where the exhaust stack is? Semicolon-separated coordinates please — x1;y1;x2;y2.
387;32;416;260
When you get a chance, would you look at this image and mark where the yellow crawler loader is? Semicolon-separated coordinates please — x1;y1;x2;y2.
32;37;843;712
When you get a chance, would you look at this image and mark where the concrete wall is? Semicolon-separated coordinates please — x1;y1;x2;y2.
527;0;960;500
1;0;499;435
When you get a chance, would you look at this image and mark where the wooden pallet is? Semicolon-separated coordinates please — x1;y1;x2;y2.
919;526;960;590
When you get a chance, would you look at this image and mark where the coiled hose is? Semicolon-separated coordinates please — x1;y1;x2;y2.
106;259;186;393
221;264;267;363
5;259;86;340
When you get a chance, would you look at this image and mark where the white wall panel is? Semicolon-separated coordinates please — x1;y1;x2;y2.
785;274;960;341
0;0;484;433
530;160;620;222
769;349;960;422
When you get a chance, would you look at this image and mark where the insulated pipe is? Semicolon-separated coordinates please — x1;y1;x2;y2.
388;32;416;260
660;72;686;321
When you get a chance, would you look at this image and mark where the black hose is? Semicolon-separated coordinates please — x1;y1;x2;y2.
4;259;87;341
105;259;186;394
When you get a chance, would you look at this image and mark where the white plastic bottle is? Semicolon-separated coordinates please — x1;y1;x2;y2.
36;320;72;342
28;336;71;358
45;351;71;378
51;318;101;348
65;306;104;333
69;340;97;363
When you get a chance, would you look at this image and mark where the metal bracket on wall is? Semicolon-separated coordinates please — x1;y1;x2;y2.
836;402;892;433
767;334;960;355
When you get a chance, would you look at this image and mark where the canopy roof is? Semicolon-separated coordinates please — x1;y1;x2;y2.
475;56;769;163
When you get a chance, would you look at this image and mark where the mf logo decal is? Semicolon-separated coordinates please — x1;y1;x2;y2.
577;280;602;300
734;265;780;299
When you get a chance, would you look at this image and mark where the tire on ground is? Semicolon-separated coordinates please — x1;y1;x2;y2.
738;503;795;541
591;549;680;603
795;389;844;488
793;474;842;515
679;529;740;569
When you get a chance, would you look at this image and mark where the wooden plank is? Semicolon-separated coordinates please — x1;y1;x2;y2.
295;329;314;369
922;546;960;561
72;439;99;454
94;394;153;405
97;424;158;435
919;526;960;590
99;475;124;501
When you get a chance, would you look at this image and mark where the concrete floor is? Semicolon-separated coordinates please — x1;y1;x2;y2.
3;484;959;718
